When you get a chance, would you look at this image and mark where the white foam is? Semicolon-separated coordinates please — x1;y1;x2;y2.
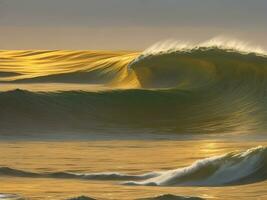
130;37;267;67
0;194;21;200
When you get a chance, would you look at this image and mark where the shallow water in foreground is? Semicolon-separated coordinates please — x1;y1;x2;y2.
1;140;267;200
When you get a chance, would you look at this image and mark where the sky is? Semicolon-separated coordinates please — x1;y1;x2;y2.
0;0;266;50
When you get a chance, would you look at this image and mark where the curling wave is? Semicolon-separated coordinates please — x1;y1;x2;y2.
1;39;267;135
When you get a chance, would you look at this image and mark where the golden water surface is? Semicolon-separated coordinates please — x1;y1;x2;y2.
0;140;267;200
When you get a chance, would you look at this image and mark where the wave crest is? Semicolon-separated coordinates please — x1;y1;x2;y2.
130;43;267;89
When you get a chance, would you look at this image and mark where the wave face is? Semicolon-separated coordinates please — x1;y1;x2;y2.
1;40;267;135
1;146;266;187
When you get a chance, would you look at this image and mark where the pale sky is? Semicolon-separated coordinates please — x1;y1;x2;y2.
0;0;266;50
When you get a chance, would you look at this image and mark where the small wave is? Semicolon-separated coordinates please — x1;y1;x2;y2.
124;146;267;186
49;171;158;181
137;194;204;200
0;166;157;181
1;147;267;187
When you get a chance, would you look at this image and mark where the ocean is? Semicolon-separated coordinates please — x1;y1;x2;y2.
1;40;267;199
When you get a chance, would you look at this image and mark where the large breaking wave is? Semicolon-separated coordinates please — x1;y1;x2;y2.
1;146;267;186
1;39;267;135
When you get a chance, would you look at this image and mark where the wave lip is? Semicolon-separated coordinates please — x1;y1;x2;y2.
130;46;267;89
124;146;267;186
132;38;267;62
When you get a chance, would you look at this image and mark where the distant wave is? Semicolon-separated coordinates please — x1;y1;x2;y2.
0;50;139;87
1;39;267;135
0;166;157;181
1;146;267;187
